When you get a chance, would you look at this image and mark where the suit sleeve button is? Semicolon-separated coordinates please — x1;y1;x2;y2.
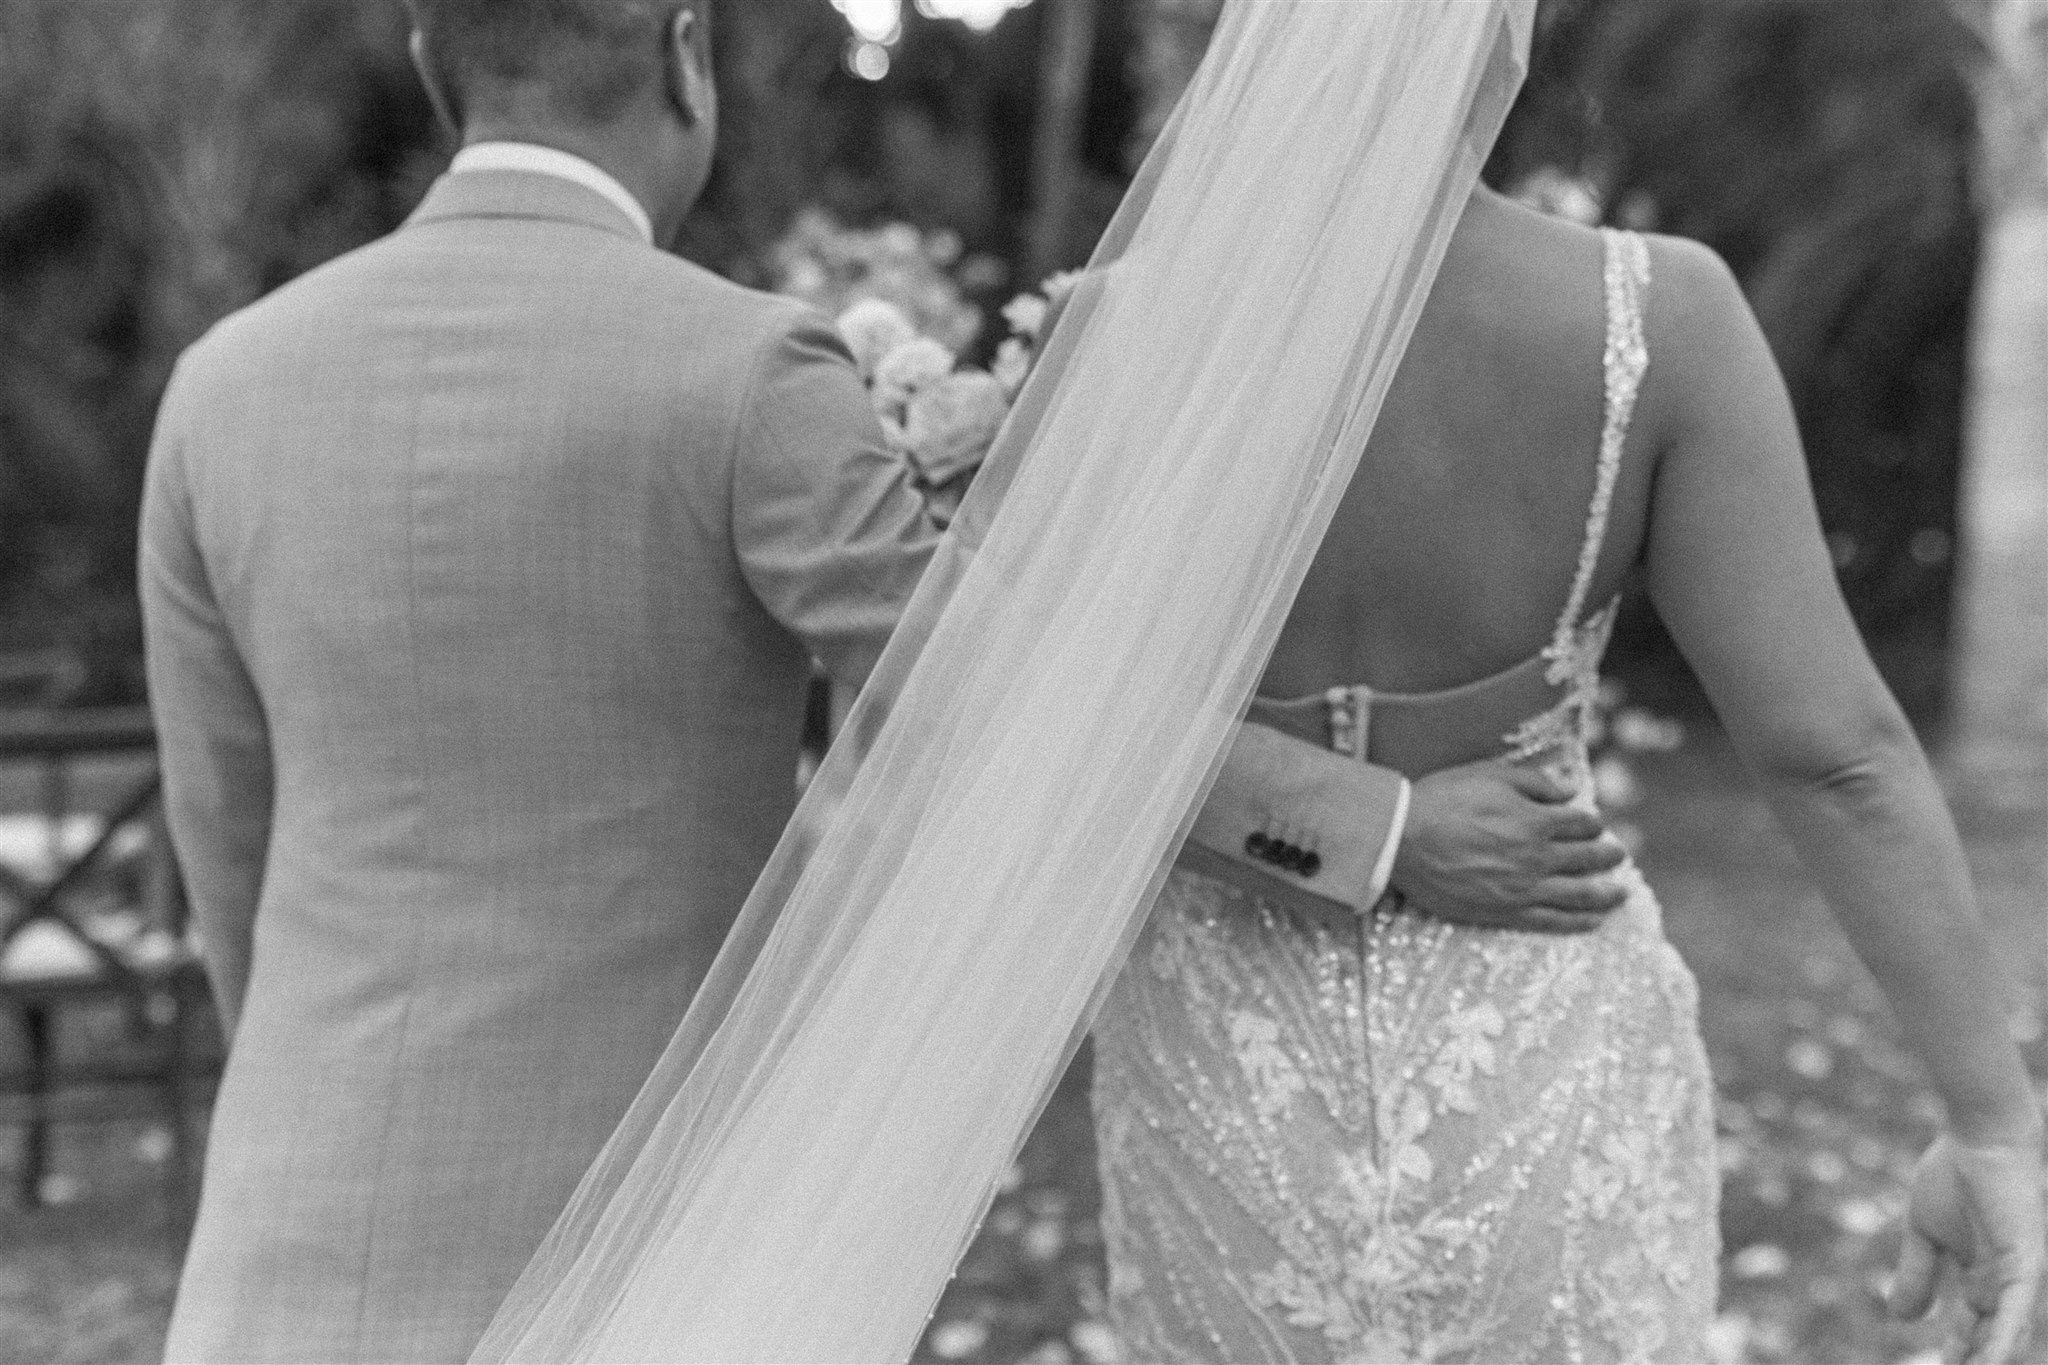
1245;832;1270;857
1300;851;1321;877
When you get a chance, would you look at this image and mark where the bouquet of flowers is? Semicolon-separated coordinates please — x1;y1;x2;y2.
767;207;994;355
835;266;1089;523
830;267;1081;526
768;208;1084;526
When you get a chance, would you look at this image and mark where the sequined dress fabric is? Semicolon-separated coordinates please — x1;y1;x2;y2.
1091;231;1722;1363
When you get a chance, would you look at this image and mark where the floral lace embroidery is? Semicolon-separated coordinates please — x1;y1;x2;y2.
1504;598;1619;782
1096;862;1718;1363
1230;1011;1308;1121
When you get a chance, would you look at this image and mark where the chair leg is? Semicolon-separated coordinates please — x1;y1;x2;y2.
163;984;194;1212
20;1002;51;1208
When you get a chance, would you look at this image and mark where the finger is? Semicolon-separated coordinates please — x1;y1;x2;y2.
1402;896;1600;935
1888;1225;1940;1322
1531;875;1628;916
1543;807;1606;842
1964;1276;2036;1365
1546;837;1626;877
1507;907;1605;935
1502;764;1575;803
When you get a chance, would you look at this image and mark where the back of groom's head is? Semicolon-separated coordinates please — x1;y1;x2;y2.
409;0;708;126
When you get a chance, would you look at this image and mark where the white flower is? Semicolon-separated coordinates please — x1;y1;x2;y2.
880;221;924;258
835;298;919;382
902;368;1009;484
878;412;909;452
1001;291;1050;341
992;336;1033;397
925;227;963;265
871;336;957;422
1040;269;1084;307
1513;166;1603;225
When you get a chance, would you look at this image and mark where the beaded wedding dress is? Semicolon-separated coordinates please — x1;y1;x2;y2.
1092;231;1723;1364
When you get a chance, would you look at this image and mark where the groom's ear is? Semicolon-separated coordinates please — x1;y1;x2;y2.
409;28;463;139
663;3;715;130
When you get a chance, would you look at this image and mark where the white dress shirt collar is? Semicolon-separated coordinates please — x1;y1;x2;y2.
449;141;655;245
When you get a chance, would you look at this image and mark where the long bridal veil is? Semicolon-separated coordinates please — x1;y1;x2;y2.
474;2;1535;1359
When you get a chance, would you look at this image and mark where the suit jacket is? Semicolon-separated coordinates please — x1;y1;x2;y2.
144;169;1407;1363
145;169;943;1362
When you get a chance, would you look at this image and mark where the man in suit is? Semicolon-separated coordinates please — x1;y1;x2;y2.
143;1;1627;1358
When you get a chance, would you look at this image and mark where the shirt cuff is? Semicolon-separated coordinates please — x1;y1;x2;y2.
1363;775;1412;906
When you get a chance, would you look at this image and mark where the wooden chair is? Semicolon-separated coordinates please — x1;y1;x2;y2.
0;707;219;1207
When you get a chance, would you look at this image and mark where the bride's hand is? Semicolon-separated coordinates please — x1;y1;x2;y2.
1887;1131;2046;1364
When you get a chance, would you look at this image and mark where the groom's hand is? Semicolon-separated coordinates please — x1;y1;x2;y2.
1390;759;1628;933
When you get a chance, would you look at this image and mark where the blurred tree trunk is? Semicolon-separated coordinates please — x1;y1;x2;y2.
1125;0;1219;170
1947;209;2047;808
1026;0;1104;281
681;0;842;272
1968;0;2048;207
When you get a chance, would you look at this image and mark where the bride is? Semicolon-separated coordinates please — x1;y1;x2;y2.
1090;172;2040;1362
477;2;2042;1361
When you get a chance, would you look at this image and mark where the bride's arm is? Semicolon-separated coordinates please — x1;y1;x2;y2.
1643;238;2042;1360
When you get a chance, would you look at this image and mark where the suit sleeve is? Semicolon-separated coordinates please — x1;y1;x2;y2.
732;310;940;690
139;358;274;1037
728;307;1411;908
1184;723;1411;918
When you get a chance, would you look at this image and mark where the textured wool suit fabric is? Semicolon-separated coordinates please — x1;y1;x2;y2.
142;169;938;1363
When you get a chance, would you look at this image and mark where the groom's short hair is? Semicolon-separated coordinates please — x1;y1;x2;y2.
412;0;703;124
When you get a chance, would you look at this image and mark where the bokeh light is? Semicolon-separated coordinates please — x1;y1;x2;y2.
914;0;1036;32
832;0;1037;57
832;0;901;46
847;39;892;82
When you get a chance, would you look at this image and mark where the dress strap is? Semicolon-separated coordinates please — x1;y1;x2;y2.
1324;684;1371;760
1545;227;1651;667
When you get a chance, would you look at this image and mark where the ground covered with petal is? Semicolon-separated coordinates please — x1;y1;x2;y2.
5;726;2039;1365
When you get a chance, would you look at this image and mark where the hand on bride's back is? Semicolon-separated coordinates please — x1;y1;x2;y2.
1390;759;1628;934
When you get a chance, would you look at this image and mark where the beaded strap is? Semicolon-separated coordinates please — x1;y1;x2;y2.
1542;227;1650;679
1324;684;1370;760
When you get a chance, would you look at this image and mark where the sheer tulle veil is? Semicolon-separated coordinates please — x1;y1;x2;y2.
472;3;1535;1359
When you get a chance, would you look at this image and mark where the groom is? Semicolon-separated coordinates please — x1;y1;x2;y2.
143;1;1627;1359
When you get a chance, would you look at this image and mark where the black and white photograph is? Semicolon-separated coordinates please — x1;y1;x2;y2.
1;0;2044;1361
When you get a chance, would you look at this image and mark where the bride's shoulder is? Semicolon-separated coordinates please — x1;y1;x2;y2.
1636;232;1746;329
1631;232;1787;455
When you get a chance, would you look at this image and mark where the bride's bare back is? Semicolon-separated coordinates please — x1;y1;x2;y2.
1264;187;1657;698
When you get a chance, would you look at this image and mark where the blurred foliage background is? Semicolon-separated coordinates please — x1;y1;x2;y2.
0;0;2040;713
